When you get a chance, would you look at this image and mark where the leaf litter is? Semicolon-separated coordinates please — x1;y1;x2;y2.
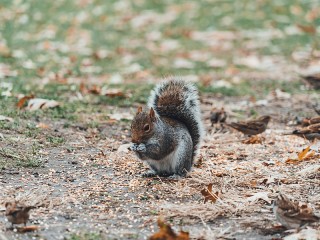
1;0;320;239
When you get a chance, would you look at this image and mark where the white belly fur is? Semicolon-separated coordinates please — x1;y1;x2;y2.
146;150;178;173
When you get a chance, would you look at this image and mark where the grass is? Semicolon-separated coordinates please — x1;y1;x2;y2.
46;136;65;145
0;0;319;169
0;146;42;169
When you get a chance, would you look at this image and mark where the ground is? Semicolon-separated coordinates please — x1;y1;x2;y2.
0;0;320;239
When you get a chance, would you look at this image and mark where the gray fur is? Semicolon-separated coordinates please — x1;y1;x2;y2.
133;113;193;176
148;77;204;158
132;78;203;176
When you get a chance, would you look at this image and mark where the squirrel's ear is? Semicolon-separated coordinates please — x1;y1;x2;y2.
149;107;156;121
136;106;142;114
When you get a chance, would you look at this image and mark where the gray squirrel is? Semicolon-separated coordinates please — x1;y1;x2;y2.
130;78;204;177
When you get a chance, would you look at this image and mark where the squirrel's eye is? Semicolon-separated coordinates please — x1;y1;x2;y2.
143;124;150;132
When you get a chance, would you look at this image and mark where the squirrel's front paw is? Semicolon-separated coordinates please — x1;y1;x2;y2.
129;143;139;151
136;143;146;152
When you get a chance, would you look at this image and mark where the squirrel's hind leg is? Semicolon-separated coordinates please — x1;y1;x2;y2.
174;134;193;176
141;170;157;178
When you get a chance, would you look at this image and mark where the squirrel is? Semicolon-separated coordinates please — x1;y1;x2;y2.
130;78;204;177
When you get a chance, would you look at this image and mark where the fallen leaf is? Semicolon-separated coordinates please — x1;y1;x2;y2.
242;136;264;144
296;24;316;34
285;146;316;164
36;123;50;129
207;58;227;68
108;113;133;121
16;225;39;233
247;192;271;203
173;58;194;69
201;183;219;203
298;146;312;160
249;180;257;187
102;88;126;98
88;85;101;95
149;218;189;240
16;94;35;109
80;83;101;95
0;115;13;122
79;82;88;94
26;98;60;111
274;89;291;99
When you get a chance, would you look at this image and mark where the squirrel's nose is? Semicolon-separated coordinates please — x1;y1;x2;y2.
131;136;139;144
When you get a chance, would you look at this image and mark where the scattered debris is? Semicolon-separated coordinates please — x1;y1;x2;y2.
285;146;316;164
242;135;264;144
16;95;35;109
107;112;133;121
247;192;271;204
26;98;60;111
149;218;189;240
201;183;219;203
0;115;13;122
273;194;319;229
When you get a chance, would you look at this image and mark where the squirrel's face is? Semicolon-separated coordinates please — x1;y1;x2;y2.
131;107;156;143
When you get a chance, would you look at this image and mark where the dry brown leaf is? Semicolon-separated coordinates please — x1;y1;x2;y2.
79;82;88;94
242;136;264;144
88;85;101;95
16;225;39;233
102;88;126;98
201;183;219;203
296;24;316;34
297;146;311;160
149;218;189;240
80;83;101;95
36;123;50;129
249;180;257;187
285;146;315;164
108;112;133;121
26;98;60;111
16;94;35;109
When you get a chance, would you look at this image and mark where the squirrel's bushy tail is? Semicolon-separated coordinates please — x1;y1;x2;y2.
148;78;204;157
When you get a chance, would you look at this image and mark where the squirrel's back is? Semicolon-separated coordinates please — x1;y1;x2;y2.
148;78;204;157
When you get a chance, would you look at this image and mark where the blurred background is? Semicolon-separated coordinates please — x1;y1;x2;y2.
0;0;319;114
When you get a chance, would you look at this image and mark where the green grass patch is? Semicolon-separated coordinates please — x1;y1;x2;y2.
46;136;65;145
0;146;42;169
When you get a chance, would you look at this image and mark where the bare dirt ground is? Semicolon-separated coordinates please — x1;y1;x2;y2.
1;90;319;240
